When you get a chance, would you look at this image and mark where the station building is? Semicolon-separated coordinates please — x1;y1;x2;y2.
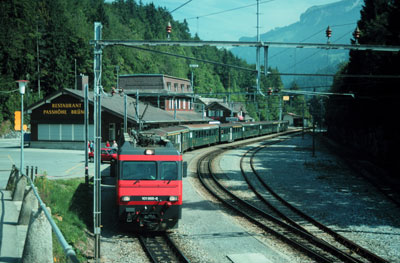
205;101;248;123
119;74;195;112
283;112;308;127
26;86;209;149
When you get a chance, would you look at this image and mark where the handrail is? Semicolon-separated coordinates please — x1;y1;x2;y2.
13;166;79;263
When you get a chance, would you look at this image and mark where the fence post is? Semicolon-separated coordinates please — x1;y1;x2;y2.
18;187;39;225
30;166;34;182
6;165;17;191
21;207;53;263
12;174;27;201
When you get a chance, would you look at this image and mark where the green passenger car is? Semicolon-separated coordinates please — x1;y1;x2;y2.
219;123;243;142
150;126;190;153
182;124;219;149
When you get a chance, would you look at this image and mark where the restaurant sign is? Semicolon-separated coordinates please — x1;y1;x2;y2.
42;103;84;115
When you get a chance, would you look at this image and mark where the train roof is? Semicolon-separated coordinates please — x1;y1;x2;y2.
157;126;189;133
219;123;243;128
118;132;181;156
181;123;219;130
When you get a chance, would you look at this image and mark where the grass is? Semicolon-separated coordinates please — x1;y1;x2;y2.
35;176;92;262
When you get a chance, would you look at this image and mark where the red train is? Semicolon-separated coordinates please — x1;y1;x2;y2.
114;132;187;231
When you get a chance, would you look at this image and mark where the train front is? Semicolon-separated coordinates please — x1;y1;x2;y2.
116;134;186;231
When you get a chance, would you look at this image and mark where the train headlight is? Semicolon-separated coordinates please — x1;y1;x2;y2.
144;149;155;155
169;196;179;202
121;196;130;202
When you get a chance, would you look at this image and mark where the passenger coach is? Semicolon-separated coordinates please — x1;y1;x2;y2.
146;120;289;154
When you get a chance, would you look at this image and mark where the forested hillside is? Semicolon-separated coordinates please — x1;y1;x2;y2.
326;0;400;174
0;0;304;128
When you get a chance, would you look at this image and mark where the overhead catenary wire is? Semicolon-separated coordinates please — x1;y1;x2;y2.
125;45;400;80
185;0;275;20
170;0;193;14
269;22;357;61
281;28;357;72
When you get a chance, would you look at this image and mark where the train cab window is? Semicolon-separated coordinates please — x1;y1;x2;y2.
160;162;178;180
122;161;157;180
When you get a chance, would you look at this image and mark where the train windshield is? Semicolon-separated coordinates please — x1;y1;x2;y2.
121;161;157;180
160;162;178;181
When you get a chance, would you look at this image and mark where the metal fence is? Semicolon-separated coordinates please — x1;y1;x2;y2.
8;165;79;263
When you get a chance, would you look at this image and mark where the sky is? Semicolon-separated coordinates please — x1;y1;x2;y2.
140;0;341;41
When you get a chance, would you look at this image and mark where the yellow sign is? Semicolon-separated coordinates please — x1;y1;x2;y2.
42;103;84;115
14;111;27;131
283;96;290;101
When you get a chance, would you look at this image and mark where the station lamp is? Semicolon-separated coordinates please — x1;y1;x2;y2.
16;80;29;174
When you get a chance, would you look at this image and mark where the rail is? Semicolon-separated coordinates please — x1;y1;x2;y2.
10;165;79;263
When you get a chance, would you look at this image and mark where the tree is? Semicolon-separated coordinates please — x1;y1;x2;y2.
327;0;400;173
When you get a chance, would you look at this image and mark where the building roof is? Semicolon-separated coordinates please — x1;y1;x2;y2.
120;74;190;82
206;101;247;113
27;88;210;125
196;97;224;105
284;112;303;118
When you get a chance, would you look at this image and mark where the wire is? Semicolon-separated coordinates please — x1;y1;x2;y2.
269;22;357;61
0;88;19;94
129;45;257;72
170;0;193;14
185;0;275;20
282;28;355;72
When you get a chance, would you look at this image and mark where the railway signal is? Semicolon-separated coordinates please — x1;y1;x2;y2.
326;26;332;43
353;26;361;44
166;21;172;39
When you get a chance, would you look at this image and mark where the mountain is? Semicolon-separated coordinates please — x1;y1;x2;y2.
231;0;363;88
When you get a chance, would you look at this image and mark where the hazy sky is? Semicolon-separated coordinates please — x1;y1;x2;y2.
140;0;341;40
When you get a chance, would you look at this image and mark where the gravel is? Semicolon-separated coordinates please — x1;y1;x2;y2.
248;133;400;263
99;132;400;263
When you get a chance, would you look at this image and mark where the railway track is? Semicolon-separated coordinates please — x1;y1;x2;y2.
138;232;190;263
238;142;388;263
196;134;386;263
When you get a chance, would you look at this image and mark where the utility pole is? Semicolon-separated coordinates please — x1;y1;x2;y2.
116;65;120;90
36;23;41;98
124;94;127;133
189;64;198;89
16;80;28;174
74;59;77;90
84;83;89;185
93;22;102;262
256;0;261;95
136;90;140;130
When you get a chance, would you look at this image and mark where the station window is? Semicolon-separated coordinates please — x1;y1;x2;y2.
167;82;171;91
